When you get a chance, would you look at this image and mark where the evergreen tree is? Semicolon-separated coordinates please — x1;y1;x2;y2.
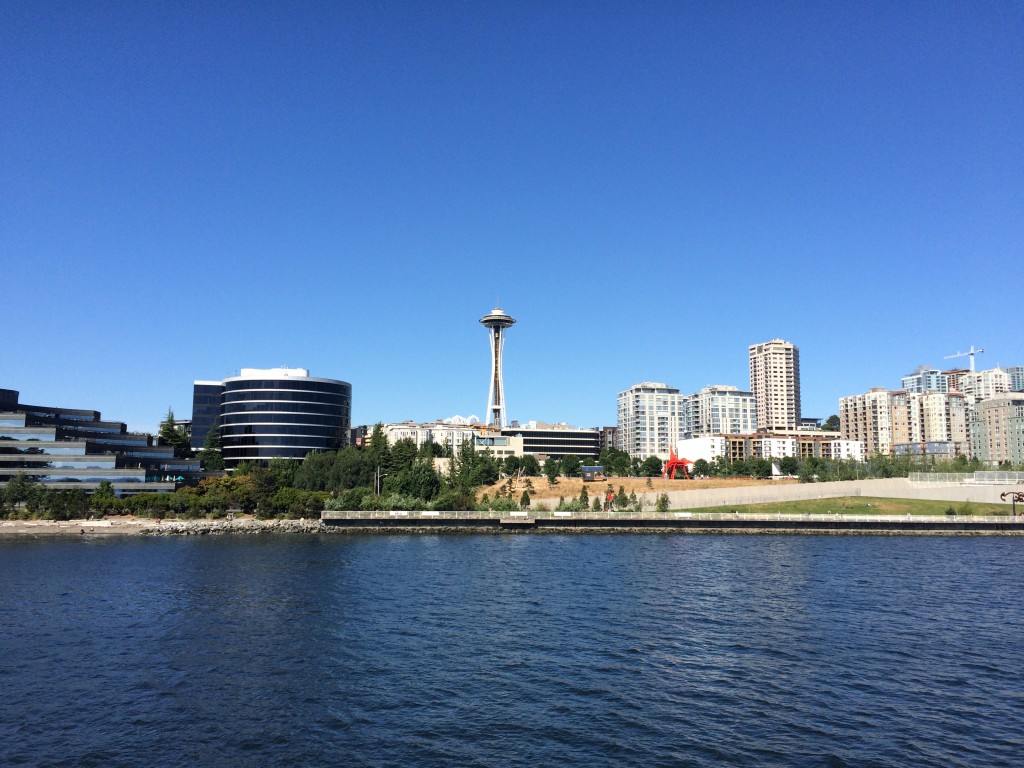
544;457;560;485
158;408;193;459
198;424;225;471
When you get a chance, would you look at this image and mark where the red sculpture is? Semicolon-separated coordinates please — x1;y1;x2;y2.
662;446;693;480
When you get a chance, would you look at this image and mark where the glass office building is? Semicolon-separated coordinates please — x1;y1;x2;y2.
0;390;187;495
194;368;351;469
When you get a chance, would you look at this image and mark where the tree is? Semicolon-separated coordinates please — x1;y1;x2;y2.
692;458;711;478
639;456;663;477
89;480;117;516
544;457;560;485
520;455;541;476
384;463;442;502
366;424;391;490
269;457;298;489
598;447;631;477
778;456;799;476
822;414;841;432
387;438;419;475
560;454;582;478
158;408;193;459
198;424;225;471
502;455;521;477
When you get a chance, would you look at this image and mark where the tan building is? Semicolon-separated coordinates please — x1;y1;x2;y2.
840;388;895;456
749;339;801;432
840;388;967;457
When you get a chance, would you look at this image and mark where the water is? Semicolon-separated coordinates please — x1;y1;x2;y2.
2;533;1022;767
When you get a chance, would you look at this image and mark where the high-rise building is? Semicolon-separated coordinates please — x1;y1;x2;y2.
901;365;948;394
839;388;894;456
1006;366;1024;393
480;307;515;428
616;382;684;458
681;385;756;438
749;339;801;431
957;367;1011;401
840;387;968;457
191;368;351;469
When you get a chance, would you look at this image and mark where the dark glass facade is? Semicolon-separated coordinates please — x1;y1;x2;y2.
500;428;601;460
215;372;351;468
190;383;224;450
0;391;188;495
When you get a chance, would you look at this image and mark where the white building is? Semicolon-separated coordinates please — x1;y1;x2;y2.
681;385;756;438
749;339;801;431
759;437;798;458
616;382;685;459
675;436;728;464
380;422;522;458
825;440;865;462
957;367;1011;401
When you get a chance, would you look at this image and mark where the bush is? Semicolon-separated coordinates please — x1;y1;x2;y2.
477;495;520;512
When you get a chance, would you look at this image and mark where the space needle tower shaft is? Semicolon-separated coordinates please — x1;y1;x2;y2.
480;307;516;428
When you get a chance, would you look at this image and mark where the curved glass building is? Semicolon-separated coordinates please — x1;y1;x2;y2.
197;368;351;468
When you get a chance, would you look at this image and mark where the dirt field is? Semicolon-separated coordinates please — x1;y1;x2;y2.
479;475;796;503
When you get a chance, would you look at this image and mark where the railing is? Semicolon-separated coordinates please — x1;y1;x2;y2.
909;471;1024;485
322;509;1023;524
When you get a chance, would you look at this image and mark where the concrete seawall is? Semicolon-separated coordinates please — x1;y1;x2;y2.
646;477;1022;511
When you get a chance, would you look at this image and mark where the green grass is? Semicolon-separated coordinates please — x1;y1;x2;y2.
673;497;1012;517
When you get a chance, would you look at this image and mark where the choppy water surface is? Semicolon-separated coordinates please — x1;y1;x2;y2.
2;533;1022;767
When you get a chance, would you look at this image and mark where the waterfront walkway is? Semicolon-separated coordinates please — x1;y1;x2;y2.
321;509;1024;533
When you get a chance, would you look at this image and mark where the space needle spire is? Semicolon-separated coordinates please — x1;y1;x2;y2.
480;306;516;428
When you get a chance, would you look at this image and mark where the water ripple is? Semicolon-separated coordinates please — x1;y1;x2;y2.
1;534;1022;766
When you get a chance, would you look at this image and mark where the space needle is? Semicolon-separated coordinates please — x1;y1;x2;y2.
480;306;516;428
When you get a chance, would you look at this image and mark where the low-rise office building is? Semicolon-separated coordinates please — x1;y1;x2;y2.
0;390;186;495
501;421;601;460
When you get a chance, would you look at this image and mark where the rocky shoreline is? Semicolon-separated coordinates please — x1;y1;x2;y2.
3;517;1023;537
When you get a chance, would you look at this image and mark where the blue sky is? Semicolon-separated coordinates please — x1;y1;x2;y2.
3;2;1021;433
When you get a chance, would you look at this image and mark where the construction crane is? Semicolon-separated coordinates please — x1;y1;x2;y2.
944;345;985;372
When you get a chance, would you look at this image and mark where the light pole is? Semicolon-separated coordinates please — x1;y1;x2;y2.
1000;491;1024;517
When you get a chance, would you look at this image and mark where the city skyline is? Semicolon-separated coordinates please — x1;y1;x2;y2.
3;4;1021;432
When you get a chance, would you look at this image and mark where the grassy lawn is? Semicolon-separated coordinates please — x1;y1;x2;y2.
673;497;1013;517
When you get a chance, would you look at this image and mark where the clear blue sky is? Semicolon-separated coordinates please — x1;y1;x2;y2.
3;2;1021;433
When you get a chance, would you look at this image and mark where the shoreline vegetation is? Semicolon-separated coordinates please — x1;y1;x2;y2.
2;495;1020;538
4;431;1021;532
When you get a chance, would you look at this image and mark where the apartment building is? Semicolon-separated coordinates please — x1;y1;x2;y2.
968;393;1024;467
680;385;756;438
901;366;948;394
957;367;1012;400
841;388;967;457
749;339;801;431
616;382;684;459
